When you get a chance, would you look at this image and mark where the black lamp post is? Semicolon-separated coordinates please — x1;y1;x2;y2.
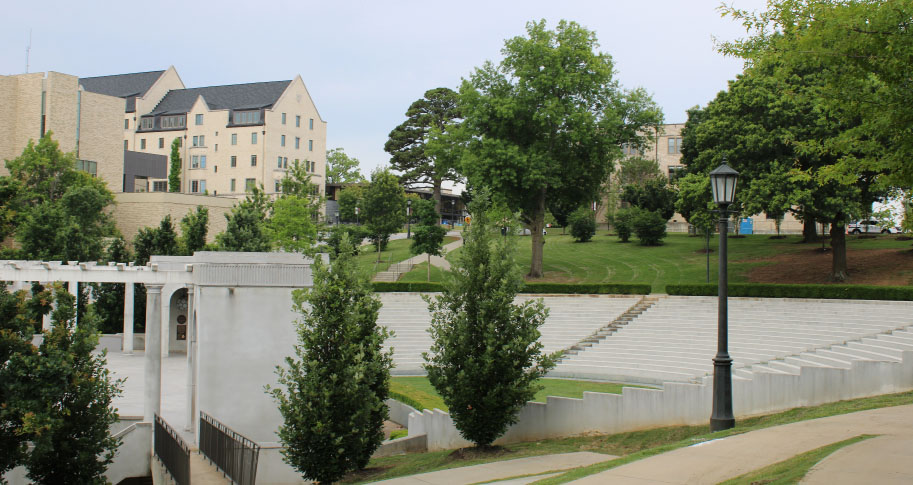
407;199;412;239
709;159;739;432
335;211;340;225
449;200;455;230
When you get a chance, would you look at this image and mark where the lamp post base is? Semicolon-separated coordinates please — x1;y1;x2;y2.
710;355;735;432
710;416;735;432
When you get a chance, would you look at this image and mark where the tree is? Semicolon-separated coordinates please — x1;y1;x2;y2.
616;157;662;187
268;196;319;254
423;191;555;447
168;138;182;192
546;197;577;234
675;172;716;237
336;185;364;223
621;178;677;221
269;235;392;483
217;187;272;252
568;206;596;242
179;206;209;255
92;237;132;335
631;208;668;246
362;169;406;259
385;87;462;215
460;20;663;277
410;198;448;281
325;148;366;184
2;286;122;483
134;215;179;265
5;133;117;262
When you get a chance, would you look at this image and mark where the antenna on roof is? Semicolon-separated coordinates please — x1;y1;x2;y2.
25;30;31;73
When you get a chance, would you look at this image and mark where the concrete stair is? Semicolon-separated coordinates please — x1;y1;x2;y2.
372;262;414;282
559;295;662;360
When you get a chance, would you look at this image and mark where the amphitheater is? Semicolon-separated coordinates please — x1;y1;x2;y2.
378;292;913;384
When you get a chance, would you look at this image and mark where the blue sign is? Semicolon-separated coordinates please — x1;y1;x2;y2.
739;218;753;235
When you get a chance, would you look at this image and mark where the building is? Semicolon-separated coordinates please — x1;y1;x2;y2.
0;71;124;190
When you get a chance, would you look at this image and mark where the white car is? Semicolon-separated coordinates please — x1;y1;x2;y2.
847;220;902;234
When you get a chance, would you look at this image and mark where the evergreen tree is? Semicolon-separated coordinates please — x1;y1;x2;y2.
423;191;556;447
168;138;182;192
269;235;393;483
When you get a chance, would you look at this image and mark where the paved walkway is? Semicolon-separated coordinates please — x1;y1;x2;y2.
375;452;615;484
401;232;463;271
570;404;913;484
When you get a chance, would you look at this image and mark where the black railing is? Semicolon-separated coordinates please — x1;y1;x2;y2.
154;414;191;485
199;412;260;485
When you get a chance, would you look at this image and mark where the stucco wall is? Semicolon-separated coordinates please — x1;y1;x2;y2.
113;191;236;245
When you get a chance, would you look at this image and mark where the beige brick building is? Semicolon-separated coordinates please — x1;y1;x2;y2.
0;71;124;190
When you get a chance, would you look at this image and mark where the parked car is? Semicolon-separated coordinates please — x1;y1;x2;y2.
846;220;902;234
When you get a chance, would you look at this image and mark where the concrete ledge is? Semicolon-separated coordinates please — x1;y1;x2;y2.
374;434;428;458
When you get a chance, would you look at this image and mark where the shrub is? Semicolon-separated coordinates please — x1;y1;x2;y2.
614;208;635;242
269;235;393;482
568;207;597;242
632;208;667;246
665;283;913;301
424;191;555;447
326;225;365;257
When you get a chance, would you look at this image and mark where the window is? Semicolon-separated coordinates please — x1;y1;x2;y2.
195;114;204;125
233;110;261;125
667;137;682;154
230;179;236;192
308;139;313;151
125;119;129;129
296;115;301;127
275;180;281;192
76;159;97;176
668;165;686;183
251;155;257;166
309;118;314;129
281;135;286;147
161;115;186;129
230;155;237;167
252;132;258;144
191;180;206;193
140;117;154;130
278;156;283;168
152;181;167;192
190;155;207;169
231;133;237;145
295;137;300;149
124;140;128;150
140;139;146;150
621;143;640;156
284;157;288;168
311;160;316;172
159;137;164;149
245;178;256;191
281;113;286;124
192;135;205;147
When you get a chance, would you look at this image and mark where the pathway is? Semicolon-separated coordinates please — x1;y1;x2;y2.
372;232;462;281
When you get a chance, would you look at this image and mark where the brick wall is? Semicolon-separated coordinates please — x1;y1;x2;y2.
113;192;237;246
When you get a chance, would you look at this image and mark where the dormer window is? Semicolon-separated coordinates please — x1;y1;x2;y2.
161;115;186;129
233;110;261;125
140;117;154;130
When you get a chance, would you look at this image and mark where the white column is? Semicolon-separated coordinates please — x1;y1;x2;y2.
161;287;172;359
42;282;52;331
123;283;134;354
68;281;78;325
143;284;164;422
185;285;195;432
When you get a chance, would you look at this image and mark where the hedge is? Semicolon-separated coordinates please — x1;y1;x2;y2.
371;281;651;295
665;283;913;301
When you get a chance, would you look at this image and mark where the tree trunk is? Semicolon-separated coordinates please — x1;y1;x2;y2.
830;220;848;282
433;178;443;225
427;253;431;282
802;217;818;243
527;188;547;279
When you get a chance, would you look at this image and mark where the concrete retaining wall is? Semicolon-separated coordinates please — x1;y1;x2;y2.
408;350;913;451
386;398;418;427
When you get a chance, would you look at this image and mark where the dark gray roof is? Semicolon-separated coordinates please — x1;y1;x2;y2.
148;80;291;116
79;70;166;112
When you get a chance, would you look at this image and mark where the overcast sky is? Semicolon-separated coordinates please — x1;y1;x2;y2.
1;0;768;187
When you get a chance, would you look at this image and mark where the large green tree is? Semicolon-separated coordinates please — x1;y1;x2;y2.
269;235;392;483
385;87;462;215
460;20;663;277
179;206;209;255
217;187;272;252
424;191;555;446
409;198;448;281
362;169;406;259
336;185;364;223
325;148;366;184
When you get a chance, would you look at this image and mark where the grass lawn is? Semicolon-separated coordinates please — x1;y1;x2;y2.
400;232;913;290
355;236;458;275
390;376;653;412
340;390;913;484
718;435;875;485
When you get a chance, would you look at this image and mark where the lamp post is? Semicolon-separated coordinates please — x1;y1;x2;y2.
407;199;412;239
709;159;739;432
335;211;340;226
449;200;455;230
355;206;360;226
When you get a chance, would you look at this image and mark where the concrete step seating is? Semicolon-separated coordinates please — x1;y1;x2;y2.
552;296;913;385
377;293;640;374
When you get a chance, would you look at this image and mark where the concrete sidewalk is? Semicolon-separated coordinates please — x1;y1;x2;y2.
374;452;616;484
569;404;913;484
401;232;463;271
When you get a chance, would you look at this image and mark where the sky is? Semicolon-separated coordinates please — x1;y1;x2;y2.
1;0;769;190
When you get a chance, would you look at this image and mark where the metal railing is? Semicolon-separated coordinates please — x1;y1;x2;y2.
154;414;191;485
199;412;260;485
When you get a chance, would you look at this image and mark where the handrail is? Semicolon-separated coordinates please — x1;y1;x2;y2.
199;412;260;485
154;414;191;485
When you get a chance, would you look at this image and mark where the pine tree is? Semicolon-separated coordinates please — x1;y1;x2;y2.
269;235;393;483
423;191;556;447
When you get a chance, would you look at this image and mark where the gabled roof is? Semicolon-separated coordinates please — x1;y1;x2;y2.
79;70;166;112
148;80;292;116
